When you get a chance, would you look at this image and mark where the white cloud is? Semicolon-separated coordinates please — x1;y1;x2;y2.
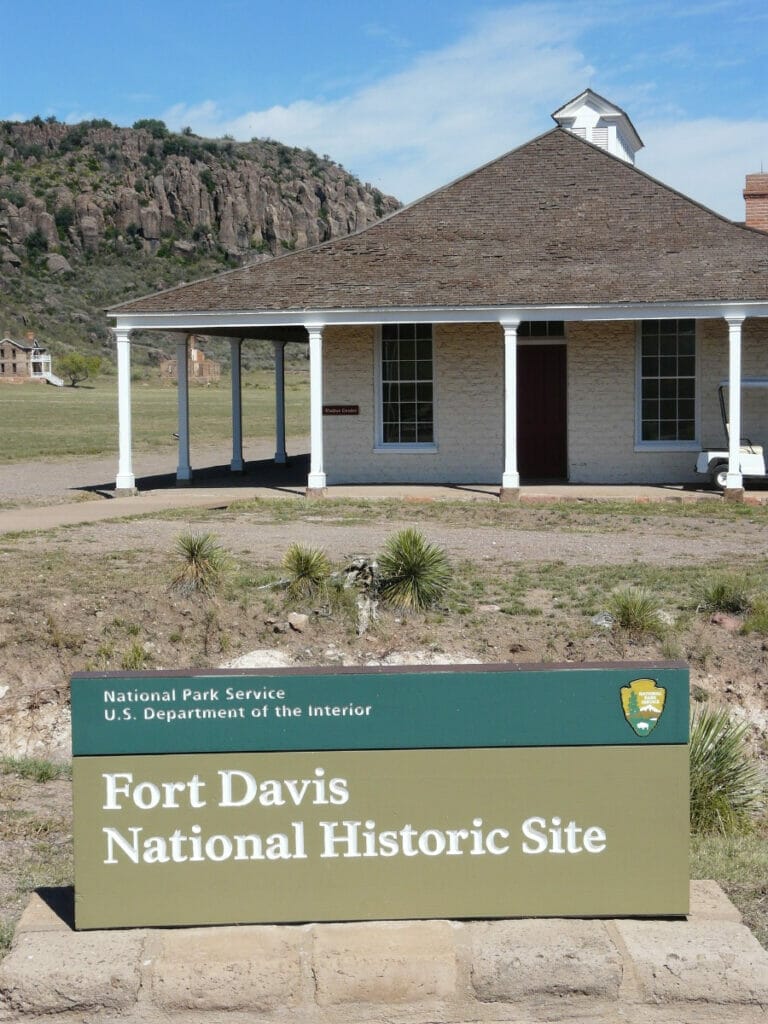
163;6;593;200
161;3;767;220
640;119;768;221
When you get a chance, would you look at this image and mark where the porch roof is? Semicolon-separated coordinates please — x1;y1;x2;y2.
110;128;768;318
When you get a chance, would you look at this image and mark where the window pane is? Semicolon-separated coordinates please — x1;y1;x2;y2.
642;356;659;376
380;325;433;445
642;338;659;358
399;338;415;360
643;421;660;441
639;320;696;443
642;400;658;420
641;321;659;342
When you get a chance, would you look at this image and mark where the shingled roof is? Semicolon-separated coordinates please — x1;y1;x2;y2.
111;128;768;316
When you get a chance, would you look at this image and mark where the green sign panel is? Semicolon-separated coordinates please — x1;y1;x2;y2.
71;662;690;929
70;663;688;754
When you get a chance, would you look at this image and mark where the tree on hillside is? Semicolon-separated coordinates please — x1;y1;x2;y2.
58;353;101;387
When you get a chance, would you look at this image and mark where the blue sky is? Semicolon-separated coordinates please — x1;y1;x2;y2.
2;0;767;219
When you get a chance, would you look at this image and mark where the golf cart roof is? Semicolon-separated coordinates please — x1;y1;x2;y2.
718;378;768;390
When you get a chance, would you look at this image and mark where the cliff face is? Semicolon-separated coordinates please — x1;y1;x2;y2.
0;118;399;267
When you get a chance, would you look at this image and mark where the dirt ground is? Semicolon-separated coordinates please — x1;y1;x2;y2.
1;455;767;946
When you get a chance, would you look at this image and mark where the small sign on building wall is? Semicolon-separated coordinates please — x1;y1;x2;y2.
322;404;359;415
70;662;689;929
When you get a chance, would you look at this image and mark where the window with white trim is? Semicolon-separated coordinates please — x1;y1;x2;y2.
379;324;434;445
638;320;697;443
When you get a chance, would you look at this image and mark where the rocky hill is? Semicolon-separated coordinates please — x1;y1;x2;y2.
0;118;399;369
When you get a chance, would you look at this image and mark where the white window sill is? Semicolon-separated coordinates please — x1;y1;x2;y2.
634;442;700;453
373;443;439;454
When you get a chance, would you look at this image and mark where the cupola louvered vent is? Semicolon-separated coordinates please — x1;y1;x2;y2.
551;90;643;165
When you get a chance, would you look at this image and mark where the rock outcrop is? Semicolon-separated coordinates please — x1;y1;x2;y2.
0;118;399;263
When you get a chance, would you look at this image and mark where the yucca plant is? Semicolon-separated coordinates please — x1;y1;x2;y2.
689;707;764;835
608;586;662;637
378;528;452;611
282;543;330;599
169;531;230;596
698;573;751;614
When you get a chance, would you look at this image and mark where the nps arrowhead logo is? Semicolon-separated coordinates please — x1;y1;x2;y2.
620;678;666;737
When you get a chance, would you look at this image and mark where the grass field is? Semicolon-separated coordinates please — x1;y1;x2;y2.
0;372;309;462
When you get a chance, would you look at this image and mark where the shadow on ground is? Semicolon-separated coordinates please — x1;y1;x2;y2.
75;454;310;498
36;886;75;930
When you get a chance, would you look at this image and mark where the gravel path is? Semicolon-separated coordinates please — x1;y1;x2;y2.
2;446;767;567
10;507;765;567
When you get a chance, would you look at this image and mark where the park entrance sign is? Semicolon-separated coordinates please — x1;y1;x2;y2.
70;662;689;929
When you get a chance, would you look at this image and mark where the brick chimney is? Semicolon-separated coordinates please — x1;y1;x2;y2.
744;173;768;232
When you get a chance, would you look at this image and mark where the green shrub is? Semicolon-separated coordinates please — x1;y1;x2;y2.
608;586;661;637
0;919;14;954
378;528;452;611
120;641;151;671
0;757;71;782
25;227;48;257
699;573;751;614
282;543;330;599
169;531;231;596
133;118;169;139
54;205;75;238
689;707;764;835
741;596;768;636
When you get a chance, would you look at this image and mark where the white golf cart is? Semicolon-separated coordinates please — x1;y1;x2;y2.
696;377;768;489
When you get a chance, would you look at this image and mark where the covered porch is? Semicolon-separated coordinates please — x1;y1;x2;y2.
111;307;766;503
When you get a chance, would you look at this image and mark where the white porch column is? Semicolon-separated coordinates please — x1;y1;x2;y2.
725;316;745;493
306;325;326;492
230;338;244;472
501;320;521;497
114;328;136;492
176;336;192;482
274;340;287;464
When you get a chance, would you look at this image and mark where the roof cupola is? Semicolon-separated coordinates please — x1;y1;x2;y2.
551;89;643;164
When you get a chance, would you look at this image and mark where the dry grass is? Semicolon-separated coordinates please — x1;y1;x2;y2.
0;372;308;462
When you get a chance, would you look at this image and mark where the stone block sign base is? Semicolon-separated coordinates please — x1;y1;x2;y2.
1;882;768;1023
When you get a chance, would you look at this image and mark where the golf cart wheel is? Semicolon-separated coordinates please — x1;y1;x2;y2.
712;463;728;490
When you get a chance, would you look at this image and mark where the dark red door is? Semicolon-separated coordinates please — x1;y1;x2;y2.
517;345;567;480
